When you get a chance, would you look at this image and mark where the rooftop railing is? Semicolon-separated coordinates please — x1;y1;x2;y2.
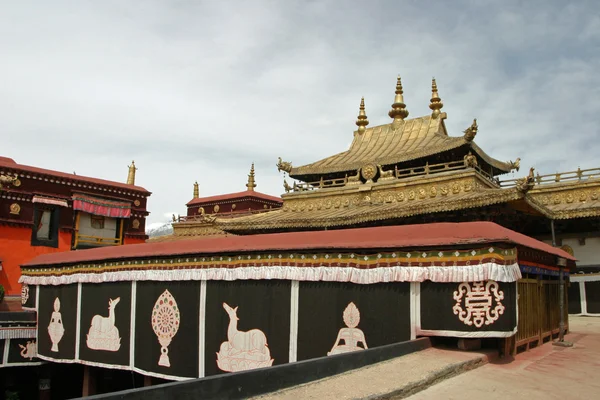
176;208;275;223
291;159;498;192
499;167;600;188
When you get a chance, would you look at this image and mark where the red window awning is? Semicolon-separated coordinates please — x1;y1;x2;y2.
72;194;131;218
32;195;69;208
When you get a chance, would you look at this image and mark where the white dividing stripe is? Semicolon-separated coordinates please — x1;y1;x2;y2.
410;282;417;340
130;281;137;368
35;285;40;349
2;338;9;365
198;280;207;378
515;281;519;329
580;281;587;315
414;282;421;335
75;283;82;361
288;280;299;363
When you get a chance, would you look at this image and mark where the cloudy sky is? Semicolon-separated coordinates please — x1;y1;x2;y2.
2;1;599;230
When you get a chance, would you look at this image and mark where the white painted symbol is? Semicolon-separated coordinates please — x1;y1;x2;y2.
453;281;505;328
47;297;65;352
86;297;122;351
328;302;368;355
216;303;274;372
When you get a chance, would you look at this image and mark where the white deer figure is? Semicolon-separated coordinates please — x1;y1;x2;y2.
216;302;273;372
86;297;121;351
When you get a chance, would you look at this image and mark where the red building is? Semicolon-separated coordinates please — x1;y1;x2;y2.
185;163;282;217
0;156;151;296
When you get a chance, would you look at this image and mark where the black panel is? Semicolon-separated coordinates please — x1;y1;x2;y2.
134;281;200;378
6;338;40;364
37;284;78;359
204;280;291;377
79;282;132;366
0;339;4;364
297;281;411;362
585;281;600;314
568;281;582;314
420;281;517;333
21;284;37;309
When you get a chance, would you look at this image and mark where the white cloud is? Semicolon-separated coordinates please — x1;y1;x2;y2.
1;0;599;225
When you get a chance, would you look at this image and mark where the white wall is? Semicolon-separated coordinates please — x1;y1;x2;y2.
542;236;600;266
79;212;118;239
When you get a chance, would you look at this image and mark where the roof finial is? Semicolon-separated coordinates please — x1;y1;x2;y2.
193;181;199;199
388;75;409;124
355;97;369;135
126;160;137;185
246;163;257;191
429;78;443;118
463;119;478;142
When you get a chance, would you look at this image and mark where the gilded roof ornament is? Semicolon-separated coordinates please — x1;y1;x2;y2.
463;119;478;142
283;179;292;193
429;78;443;118
246;163;257;191
193;181;199;199
276;157;293;173
355;97;369;135
516;167;535;193
507;158;521;172
388;76;409;123
126;161;137;185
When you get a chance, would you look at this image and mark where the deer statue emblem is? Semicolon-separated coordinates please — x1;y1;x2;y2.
86;297;122;352
19;340;38;360
216;302;274;372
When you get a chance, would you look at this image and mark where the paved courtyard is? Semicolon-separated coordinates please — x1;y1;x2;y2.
410;316;600;399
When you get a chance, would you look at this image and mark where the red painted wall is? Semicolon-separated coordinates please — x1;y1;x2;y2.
0;226;72;295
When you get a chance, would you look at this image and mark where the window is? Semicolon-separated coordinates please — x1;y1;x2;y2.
31;206;59;247
91;215;105;229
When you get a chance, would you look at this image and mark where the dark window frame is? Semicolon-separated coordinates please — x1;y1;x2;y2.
31;205;60;248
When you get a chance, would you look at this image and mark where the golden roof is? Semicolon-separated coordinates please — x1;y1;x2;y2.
218;187;523;232
289;114;512;178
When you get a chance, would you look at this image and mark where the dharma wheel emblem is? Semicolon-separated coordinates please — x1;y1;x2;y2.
452;281;505;328
152;290;180;367
361;164;377;182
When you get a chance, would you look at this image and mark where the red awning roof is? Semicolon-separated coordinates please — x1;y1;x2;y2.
23;222;575;267
0;156;150;194
186;190;282;206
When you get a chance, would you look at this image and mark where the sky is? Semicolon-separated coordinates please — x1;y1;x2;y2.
2;0;599;230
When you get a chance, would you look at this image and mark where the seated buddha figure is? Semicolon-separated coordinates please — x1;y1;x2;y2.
328;302;368;356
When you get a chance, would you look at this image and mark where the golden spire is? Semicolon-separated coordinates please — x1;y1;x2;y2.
429;78;443;118
126;161;137;185
355;97;369;134
193;181;199;199
388;75;409;123
246;163;257;191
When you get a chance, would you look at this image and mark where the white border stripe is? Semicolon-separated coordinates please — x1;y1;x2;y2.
417;326;518;338
20;263;522;286
130;281;137;369
571;274;600;282
414;282;421;335
75;283;82;361
289;281;299;363
198;280;207;378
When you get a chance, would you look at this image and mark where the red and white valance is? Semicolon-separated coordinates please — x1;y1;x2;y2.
72;194;131;218
32;195;69;207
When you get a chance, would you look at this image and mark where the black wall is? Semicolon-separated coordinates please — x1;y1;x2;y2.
297;281;411;361
204;280;291;376
134;281;200;379
38;284;78;359
420;281;517;333
568;281;582;314
586;281;600;314
79;282;132;366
